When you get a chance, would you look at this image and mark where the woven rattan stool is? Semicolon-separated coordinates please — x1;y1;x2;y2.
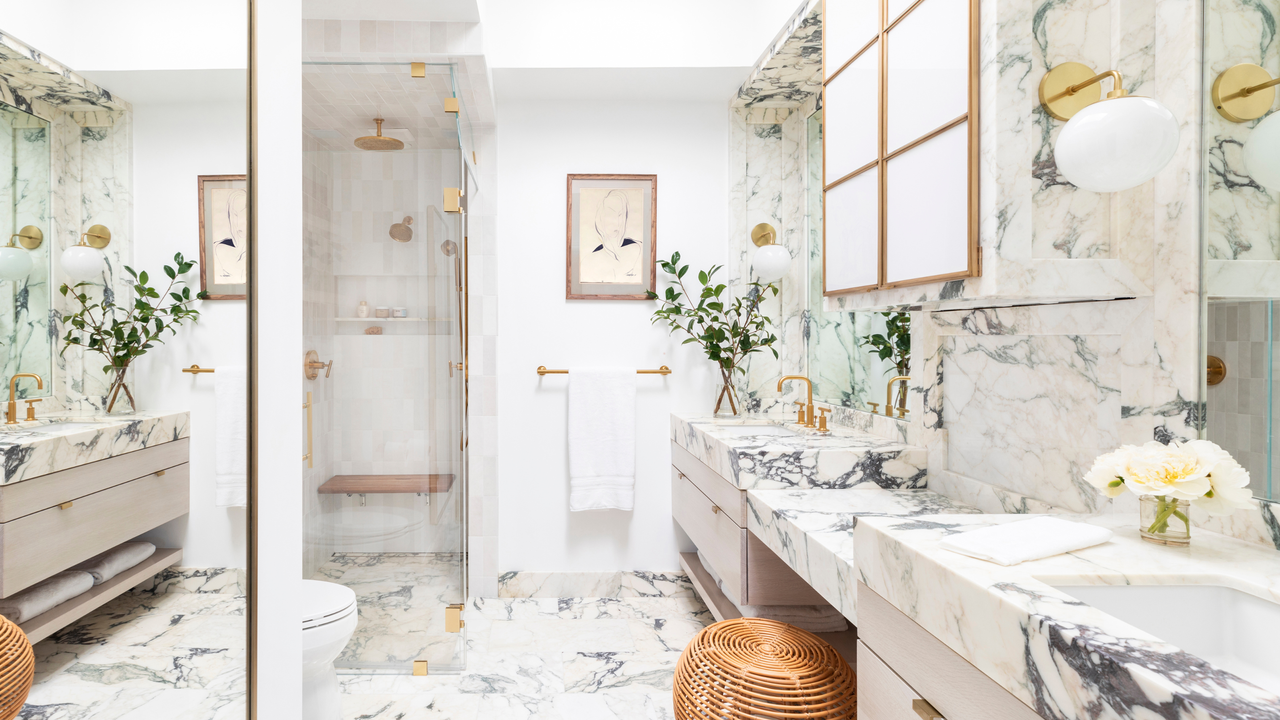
674;617;856;719
0;617;32;720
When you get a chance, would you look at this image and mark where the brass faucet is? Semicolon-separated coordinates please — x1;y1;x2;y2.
7;373;43;425
778;375;816;428
885;375;910;417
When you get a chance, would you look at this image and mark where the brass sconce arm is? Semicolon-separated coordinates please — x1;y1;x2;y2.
1213;64;1280;122
1221;75;1280;103
1040;64;1129;121
1062;70;1127;100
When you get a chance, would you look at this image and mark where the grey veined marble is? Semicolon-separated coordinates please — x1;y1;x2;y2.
0;412;189;485
672;413;927;490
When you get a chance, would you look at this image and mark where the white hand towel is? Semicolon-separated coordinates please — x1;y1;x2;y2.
72;542;156;585
215;366;248;508
696;552;847;633
940;516;1113;566
0;571;93;623
568;367;636;512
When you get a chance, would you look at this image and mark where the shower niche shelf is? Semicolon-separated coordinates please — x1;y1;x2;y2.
335;317;451;322
319;474;455;495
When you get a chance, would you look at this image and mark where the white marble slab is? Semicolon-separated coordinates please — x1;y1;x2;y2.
0;411;189;485
672;413;927;490
746;487;980;623
856;513;1280;720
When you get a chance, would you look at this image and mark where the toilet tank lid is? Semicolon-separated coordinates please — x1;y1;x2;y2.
301;579;357;625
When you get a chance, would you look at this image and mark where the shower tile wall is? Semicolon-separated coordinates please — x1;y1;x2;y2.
1206;301;1273;498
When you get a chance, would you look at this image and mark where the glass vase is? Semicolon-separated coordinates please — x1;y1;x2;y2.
712;383;741;417
1139;494;1191;546
105;364;136;414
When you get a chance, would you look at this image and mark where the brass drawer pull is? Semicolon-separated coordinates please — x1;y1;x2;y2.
712;505;720;515
156;469;166;477
57;501;73;510
913;699;943;720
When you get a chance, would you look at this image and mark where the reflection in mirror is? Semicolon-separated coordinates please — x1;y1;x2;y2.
1201;0;1280;503
0;100;52;399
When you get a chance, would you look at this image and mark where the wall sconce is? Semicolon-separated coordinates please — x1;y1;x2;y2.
750;222;790;283
62;224;111;282
1039;62;1180;192
0;226;41;282
1213;63;1280;190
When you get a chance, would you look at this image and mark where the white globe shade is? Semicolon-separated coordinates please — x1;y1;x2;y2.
1245;112;1280;191
753;244;791;283
1054;96;1180;193
61;245;105;282
0;247;32;282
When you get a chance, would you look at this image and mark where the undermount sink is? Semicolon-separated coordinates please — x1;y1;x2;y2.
711;425;801;437
1054;584;1280;694
32;421;104;432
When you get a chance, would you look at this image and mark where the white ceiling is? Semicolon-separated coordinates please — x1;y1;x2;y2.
303;0;480;22
79;70;247;107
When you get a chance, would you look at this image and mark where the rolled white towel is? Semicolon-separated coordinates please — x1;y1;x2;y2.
72;542;156;585
696;551;848;633
939;516;1113;566
0;571;93;623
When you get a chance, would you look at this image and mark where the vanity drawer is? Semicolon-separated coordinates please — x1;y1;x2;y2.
0;438;189;522
672;440;745;526
859;640;926;720
672;468;746;604
0;463;190;597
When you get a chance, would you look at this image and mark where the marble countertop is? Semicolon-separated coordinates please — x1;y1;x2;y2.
855;512;1280;720
0;411;189;485
671;413;927;490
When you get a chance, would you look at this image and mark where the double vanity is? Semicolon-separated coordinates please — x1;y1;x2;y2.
671;411;1280;720
0;412;189;641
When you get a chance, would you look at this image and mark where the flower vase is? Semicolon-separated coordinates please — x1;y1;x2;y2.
712;383;741;417
105;364;136;414
1139;494;1191;546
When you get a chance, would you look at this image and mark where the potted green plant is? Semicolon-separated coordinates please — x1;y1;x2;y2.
59;254;205;413
647;252;779;415
860;311;910;411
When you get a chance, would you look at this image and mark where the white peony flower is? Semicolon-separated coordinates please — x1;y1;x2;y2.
1184;440;1255;516
1084;448;1132;498
1118;441;1212;500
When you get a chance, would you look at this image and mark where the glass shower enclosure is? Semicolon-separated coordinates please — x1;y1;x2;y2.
302;61;470;674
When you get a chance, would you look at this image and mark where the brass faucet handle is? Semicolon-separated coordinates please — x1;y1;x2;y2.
793;401;807;424
24;398;41;421
868;402;880;414
816;406;831;433
896;407;909;419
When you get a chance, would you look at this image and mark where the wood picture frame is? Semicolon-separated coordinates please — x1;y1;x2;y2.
565;174;657;300
197;174;248;300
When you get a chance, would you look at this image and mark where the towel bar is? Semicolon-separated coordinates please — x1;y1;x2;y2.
536;366;671;375
182;365;215;374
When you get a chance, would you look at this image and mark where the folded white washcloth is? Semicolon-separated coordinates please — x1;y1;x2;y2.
216;366;248;508
72;542;156;585
940;516;1113;566
0;571;94;623
568;368;636;512
696;551;847;633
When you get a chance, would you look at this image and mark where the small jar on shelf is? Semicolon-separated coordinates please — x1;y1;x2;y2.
357;301;369;318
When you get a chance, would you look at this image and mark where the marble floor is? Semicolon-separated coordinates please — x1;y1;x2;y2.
313;552;467;671
340;593;714;720
19;590;247;719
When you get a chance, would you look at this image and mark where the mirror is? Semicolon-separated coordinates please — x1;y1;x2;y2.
0;100;52;399
1201;0;1280;501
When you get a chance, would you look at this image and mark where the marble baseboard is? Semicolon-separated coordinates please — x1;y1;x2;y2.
132;567;246;595
497;572;693;599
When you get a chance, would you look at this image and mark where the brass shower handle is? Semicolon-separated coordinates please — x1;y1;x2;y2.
304;350;332;379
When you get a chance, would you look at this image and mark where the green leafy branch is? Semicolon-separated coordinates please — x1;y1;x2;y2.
860;311;910;408
646;252;779;414
60;253;207;411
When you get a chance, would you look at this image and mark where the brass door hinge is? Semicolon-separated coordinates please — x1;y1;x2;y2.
413;660;428;676
445;603;465;633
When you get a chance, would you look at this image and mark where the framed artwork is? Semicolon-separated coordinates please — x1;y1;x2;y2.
565;174;657;300
197;174;248;300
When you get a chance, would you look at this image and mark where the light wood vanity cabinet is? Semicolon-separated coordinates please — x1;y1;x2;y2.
671;441;824;607
0;438;190;599
858;581;1041;720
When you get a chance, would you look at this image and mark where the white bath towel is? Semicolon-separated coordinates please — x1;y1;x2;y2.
940;516;1113;566
0;571;93;623
72;542;156;585
568;367;636;511
216;366;248;508
697;551;848;633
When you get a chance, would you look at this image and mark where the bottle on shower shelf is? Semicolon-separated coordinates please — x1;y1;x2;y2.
357;301;369;318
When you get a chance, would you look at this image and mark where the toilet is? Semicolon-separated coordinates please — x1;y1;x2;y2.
301;579;358;720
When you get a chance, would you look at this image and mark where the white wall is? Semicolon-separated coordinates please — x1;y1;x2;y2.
109;73;248;570
496;95;730;573
479;0;804;68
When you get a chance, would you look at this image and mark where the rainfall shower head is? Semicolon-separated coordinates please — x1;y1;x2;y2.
390;216;413;243
354;118;404;151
